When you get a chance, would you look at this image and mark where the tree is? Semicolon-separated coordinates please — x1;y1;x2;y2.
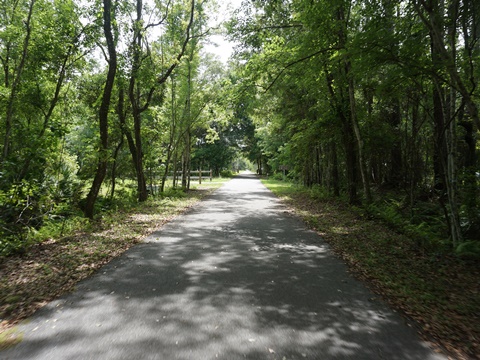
121;0;196;201
227;0;480;247
0;0;91;239
84;0;117;219
0;0;35;164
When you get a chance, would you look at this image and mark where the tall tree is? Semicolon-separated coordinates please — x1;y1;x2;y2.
123;0;196;201
84;0;117;219
228;0;479;246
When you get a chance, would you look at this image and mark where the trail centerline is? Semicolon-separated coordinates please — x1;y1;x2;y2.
1;174;446;359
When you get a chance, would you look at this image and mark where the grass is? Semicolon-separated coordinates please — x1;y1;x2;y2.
0;178;228;347
262;179;480;360
0;327;22;350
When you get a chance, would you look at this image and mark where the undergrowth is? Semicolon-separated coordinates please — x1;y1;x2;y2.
0;178;226;257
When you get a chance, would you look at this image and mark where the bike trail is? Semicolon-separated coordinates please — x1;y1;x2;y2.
1;174;446;359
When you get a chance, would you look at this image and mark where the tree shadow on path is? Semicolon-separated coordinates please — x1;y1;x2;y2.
1;177;446;360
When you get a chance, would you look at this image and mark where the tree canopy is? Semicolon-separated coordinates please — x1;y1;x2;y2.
0;0;479;256
227;0;480;251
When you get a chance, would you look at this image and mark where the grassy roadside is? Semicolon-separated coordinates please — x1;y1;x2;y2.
0;179;228;345
262;179;479;360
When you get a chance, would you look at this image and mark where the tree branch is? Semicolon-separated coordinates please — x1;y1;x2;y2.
264;47;339;92
157;0;196;85
242;24;303;34
138;0;196;113
145;0;172;31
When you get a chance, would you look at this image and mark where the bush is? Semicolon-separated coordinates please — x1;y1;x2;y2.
364;199;445;250
161;187;187;199
0;172;84;256
220;170;235;178
456;241;480;259
308;185;331;200
270;172;285;181
0;180;44;255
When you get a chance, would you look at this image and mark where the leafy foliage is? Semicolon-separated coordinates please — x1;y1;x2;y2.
227;0;480;247
0;0;237;251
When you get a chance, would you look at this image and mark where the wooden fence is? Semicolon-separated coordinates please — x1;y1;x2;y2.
166;170;213;183
186;170;213;183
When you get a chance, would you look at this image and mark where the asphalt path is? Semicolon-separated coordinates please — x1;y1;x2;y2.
2;174;446;359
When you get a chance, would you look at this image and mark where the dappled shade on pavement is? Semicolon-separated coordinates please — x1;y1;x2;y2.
1;174;446;359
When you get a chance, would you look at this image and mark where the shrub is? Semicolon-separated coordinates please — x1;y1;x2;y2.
220;170;235;178
456;241;480;259
270;172;285;181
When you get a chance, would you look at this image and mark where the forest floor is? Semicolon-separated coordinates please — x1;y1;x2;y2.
262;179;479;360
0;177;479;358
0;180;227;350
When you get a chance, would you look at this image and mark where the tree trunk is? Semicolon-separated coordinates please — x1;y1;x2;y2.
445;88;462;246
181;54;193;191
84;0;117;219
110;136;124;199
161;77;178;192
388;100;403;186
432;84;446;193
331;141;340;197
342;112;359;205
346;65;371;203
174;148;181;188
127;0;148;202
181;129;191;191
459;0;479;234
444;5;463;246
132;106;148;201
324;66;359;205
426;0;463;245
408;94;421;209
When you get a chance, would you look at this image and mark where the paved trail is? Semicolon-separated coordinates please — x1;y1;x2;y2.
2;174;446;359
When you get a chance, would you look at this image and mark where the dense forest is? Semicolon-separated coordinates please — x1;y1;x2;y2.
0;0;240;255
0;0;479;258
226;0;480;254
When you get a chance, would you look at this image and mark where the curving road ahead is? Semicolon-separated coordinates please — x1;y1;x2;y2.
2;174;446;359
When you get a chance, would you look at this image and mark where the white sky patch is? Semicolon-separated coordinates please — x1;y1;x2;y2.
202;0;243;64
